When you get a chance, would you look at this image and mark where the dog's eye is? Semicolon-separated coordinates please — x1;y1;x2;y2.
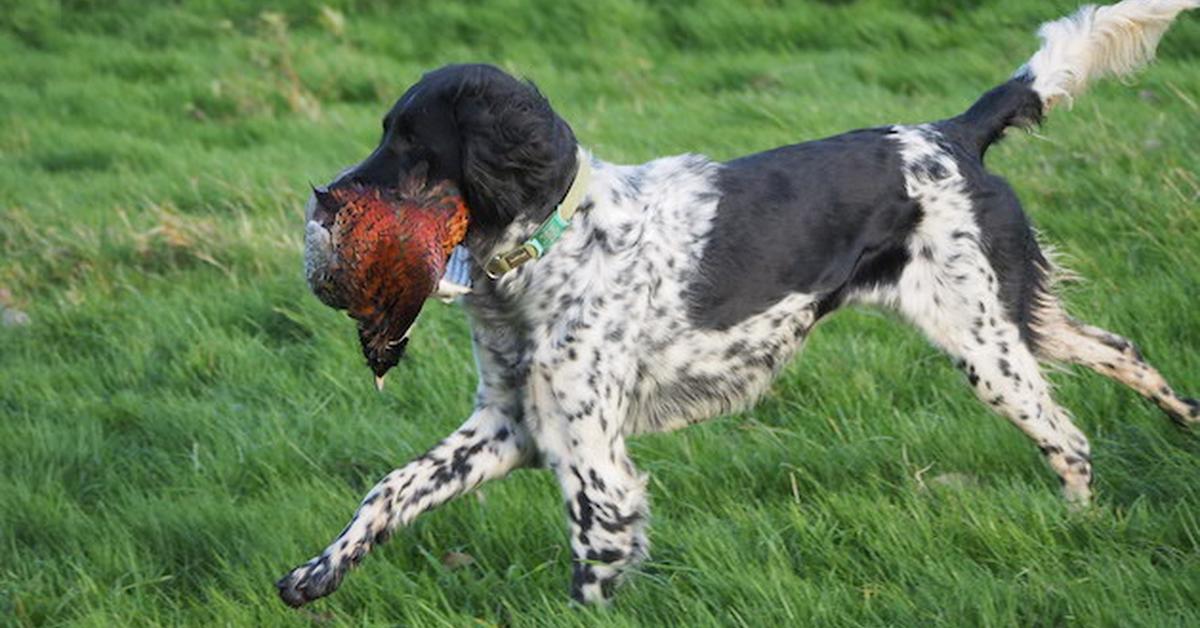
390;131;416;151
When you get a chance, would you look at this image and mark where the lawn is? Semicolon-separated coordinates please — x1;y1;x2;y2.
2;0;1199;625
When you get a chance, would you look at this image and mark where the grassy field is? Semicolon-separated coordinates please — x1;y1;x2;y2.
2;0;1199;625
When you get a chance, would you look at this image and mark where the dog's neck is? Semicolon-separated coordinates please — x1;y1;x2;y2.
458;155;623;338
464;148;598;278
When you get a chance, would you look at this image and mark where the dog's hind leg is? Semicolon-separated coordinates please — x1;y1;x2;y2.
883;225;1093;503
901;294;1095;505
275;405;533;607
1031;299;1199;426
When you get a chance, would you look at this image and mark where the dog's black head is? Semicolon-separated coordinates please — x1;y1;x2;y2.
331;64;578;236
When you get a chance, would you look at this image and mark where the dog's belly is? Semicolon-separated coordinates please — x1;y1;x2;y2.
625;292;818;435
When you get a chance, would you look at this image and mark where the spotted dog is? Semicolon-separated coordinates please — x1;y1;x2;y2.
279;0;1198;607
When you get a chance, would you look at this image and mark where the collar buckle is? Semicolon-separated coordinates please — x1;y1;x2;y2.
485;243;537;279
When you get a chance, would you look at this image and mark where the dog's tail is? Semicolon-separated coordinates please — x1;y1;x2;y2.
951;0;1197;157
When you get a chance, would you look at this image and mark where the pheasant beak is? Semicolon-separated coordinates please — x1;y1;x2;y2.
309;184;338;228
374;374;386;392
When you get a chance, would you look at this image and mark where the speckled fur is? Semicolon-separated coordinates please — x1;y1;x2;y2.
278;0;1198;608
280;131;1193;606
280;153;826;606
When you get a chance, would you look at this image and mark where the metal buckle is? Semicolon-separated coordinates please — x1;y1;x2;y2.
485;244;537;279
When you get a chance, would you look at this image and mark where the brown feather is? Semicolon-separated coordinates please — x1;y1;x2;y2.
321;183;469;377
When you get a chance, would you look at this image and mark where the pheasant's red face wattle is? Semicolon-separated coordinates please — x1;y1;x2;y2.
310;182;469;381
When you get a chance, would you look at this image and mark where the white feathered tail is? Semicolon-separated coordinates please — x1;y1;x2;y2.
1018;0;1198;111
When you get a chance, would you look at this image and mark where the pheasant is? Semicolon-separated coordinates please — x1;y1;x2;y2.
304;179;469;389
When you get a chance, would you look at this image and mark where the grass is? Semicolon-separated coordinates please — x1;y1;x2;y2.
2;0;1199;625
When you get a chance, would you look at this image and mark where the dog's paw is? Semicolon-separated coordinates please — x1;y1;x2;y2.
276;555;344;608
1163;397;1200;427
1184;398;1200;422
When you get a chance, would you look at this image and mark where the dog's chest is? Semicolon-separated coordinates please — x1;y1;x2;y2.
478;156;820;435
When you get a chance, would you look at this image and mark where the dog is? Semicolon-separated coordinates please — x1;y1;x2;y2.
280;0;1198;607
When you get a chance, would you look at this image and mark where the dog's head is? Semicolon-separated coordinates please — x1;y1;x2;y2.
318;64;578;232
305;64;576;382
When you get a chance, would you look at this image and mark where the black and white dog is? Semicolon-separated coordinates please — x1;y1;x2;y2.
282;0;1198;607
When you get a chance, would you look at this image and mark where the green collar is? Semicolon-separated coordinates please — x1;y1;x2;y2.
485;146;592;279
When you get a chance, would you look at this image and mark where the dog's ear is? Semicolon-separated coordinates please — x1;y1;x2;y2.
451;67;578;230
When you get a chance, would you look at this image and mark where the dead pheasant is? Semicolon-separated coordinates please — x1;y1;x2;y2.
304;180;469;389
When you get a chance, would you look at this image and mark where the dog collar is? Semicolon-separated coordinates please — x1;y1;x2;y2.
485;146;591;279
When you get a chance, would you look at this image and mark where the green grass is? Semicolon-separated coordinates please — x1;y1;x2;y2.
2;0;1199;625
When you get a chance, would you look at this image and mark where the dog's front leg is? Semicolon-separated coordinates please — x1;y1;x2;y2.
529;348;648;605
276;405;532;607
559;437;648;605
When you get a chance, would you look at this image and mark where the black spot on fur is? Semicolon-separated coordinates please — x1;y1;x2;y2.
1098;333;1144;361
575;562;598;584
597;510;643;534
586;548;624;564
572;490;595;535
570;563;597;602
911;156;949;181
429;440;486;487
600;575;619;598
588;469;607;493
